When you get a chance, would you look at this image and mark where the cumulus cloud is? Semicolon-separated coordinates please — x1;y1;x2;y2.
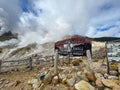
0;0;120;47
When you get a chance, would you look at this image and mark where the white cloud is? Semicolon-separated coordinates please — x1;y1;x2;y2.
0;0;120;47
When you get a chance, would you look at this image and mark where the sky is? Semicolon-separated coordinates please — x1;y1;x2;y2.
0;0;120;46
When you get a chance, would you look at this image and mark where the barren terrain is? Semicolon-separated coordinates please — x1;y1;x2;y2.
0;41;120;90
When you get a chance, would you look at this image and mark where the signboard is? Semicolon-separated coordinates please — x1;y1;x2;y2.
106;40;120;62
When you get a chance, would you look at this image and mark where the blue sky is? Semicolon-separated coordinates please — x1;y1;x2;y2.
0;0;120;45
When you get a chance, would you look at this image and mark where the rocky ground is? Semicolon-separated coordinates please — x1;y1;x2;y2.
0;57;120;90
0;41;120;90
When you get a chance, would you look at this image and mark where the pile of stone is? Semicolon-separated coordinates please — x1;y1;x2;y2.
26;59;120;90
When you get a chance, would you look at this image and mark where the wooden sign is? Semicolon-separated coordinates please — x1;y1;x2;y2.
106;40;120;62
106;40;120;74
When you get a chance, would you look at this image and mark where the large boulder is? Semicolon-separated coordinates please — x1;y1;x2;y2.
75;80;95;90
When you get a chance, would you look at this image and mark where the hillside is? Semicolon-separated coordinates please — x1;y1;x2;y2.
0;35;120;90
0;31;17;41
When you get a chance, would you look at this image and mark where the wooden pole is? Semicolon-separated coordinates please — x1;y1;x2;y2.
86;50;93;72
0;60;1;73
29;57;32;70
68;53;70;64
105;42;110;74
54;49;59;75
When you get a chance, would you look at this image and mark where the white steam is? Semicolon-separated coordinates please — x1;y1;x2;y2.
0;0;120;47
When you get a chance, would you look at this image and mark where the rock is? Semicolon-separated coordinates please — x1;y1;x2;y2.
108;76;118;80
67;77;76;87
95;73;104;79
0;78;6;84
52;76;59;85
32;79;40;89
59;73;66;80
28;79;40;89
55;84;69;90
13;80;21;87
95;68;107;74
104;87;111;90
43;73;52;85
0;84;4;89
118;63;120;74
76;71;82;76
104;73;109;79
74;73;81;83
40;83;44;90
72;60;80;66
79;73;89;82
75;80;95;90
38;72;47;81
62;78;67;84
109;70;118;76
7;82;15;87
63;69;69;74
86;72;96;82
102;79;119;88
39;80;42;85
110;62;118;71
67;74;73;79
49;68;54;75
100;70;107;75
68;87;76;90
71;66;79;73
5;80;10;84
23;84;32;90
112;85;120;90
28;79;38;84
95;78;103;88
83;68;88;74
119;75;120;80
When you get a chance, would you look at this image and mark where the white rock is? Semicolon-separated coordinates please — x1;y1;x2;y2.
75;80;95;90
102;79;118;88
